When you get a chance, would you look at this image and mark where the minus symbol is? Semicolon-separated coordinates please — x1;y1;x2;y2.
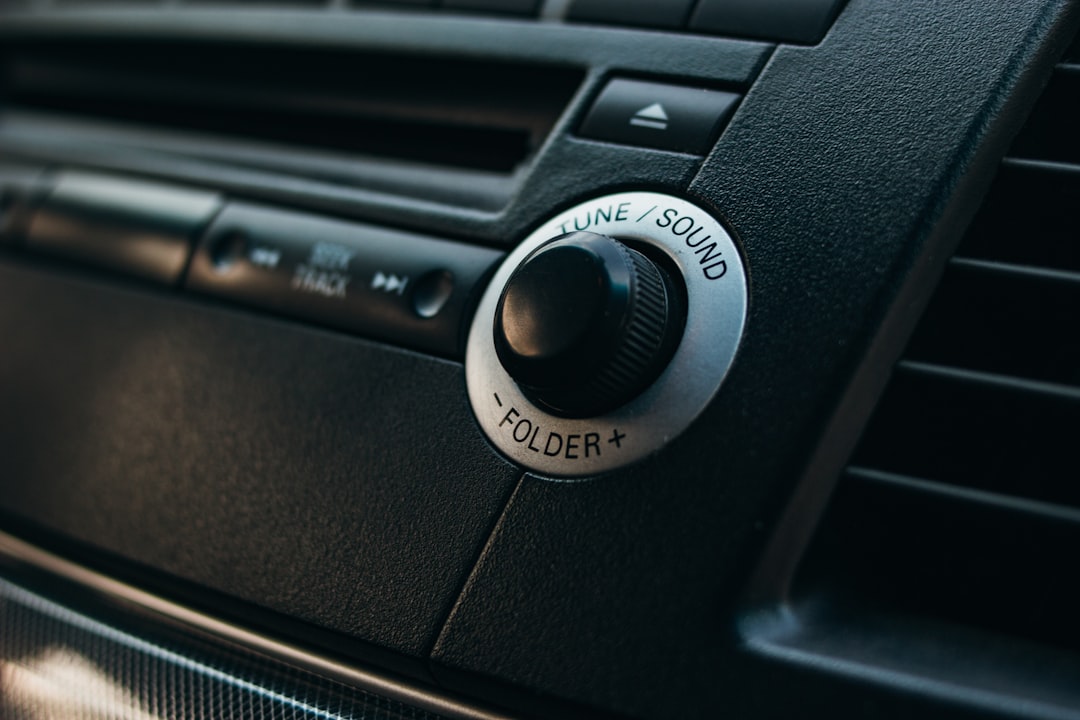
494;393;503;407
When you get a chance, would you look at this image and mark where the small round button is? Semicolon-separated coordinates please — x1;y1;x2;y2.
208;229;249;271
493;231;683;417
411;270;454;319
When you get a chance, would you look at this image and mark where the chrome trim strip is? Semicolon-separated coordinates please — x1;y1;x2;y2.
0;530;514;720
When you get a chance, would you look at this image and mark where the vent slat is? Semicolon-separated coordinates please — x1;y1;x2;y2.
903;262;1080;388
851;368;1080;508
957;163;1080;273
0;40;582;174
950;257;1080;285
795;471;1080;654
1011;70;1080;164
898;360;1080;403
848;465;1080;525
1067;33;1080;64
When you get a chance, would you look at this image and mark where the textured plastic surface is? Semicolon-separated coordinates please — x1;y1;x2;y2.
0;261;520;670
433;0;1080;716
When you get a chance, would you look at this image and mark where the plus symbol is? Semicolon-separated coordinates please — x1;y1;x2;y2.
608;428;626;449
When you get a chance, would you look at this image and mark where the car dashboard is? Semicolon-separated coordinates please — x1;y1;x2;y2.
1;1;1079;718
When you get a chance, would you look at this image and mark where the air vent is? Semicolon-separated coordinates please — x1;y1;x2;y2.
836;51;1080;584
0;39;582;199
1009;69;1080;165
769;35;1080;710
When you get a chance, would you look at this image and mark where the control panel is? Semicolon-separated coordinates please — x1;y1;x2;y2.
5;169;502;358
1;170;748;478
466;191;747;477
0;1;1068;718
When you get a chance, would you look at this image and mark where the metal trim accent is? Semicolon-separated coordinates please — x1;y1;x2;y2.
0;530;513;720
465;191;748;477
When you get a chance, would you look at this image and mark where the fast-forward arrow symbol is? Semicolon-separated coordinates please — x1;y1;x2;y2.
371;271;408;295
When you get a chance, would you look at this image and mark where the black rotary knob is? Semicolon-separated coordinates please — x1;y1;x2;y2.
494;231;684;417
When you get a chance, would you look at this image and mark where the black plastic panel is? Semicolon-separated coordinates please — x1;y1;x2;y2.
0;1;1078;719
0;261;520;672
431;0;1080;716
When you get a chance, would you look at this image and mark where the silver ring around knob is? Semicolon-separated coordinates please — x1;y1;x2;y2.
465;191;748;479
